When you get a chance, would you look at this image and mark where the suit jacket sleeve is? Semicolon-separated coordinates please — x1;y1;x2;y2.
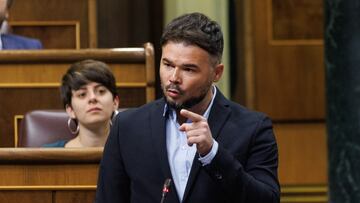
33;39;43;49
204;115;280;203
95;116;130;203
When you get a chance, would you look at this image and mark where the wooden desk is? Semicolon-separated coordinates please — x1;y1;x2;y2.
0;148;102;203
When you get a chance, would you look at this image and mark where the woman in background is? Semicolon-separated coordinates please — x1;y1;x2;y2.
44;59;119;147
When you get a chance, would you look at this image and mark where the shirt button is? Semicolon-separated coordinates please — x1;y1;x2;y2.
181;145;186;150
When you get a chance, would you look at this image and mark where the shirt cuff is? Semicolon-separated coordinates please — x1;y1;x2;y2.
198;139;218;166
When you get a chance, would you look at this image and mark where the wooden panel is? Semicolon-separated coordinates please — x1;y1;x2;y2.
0;191;52;203
97;0;163;48
0;148;100;203
236;1;327;202
118;88;146;107
0;165;98;185
10;21;79;49
275;123;328;202
0;44;155;147
0;191;95;203
0;88;62;147
8;0;96;48
0;64;146;84
251;0;325;121
255;46;325;120
274;123;327;185
271;0;323;40
55;191;96;203
281;185;327;203
97;0;163;97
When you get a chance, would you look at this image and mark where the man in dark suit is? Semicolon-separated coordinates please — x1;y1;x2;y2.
96;12;280;203
0;0;42;49
1;33;42;49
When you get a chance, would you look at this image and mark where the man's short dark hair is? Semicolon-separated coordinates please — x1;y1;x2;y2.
60;59;118;108
160;12;224;64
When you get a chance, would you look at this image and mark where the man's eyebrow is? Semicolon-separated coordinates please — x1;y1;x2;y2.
162;58;173;64
182;63;198;68
162;58;198;68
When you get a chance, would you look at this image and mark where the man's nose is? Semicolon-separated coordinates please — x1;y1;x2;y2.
169;68;181;83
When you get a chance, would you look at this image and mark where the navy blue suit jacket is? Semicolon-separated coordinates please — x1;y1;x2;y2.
96;90;280;203
1;34;42;49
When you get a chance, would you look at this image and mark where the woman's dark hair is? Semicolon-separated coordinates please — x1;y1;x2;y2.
60;59;118;107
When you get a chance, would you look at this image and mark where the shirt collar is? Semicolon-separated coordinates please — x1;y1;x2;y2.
162;85;217;120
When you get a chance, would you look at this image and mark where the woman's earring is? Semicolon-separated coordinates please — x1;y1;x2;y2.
67;118;79;135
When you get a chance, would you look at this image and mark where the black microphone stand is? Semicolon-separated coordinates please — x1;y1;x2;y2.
160;178;172;203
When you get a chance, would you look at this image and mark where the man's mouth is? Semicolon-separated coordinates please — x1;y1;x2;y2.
166;85;183;98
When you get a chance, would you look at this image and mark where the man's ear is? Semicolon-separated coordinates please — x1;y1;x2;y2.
213;63;224;82
65;104;76;119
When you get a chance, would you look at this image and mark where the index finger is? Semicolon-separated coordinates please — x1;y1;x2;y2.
180;109;206;122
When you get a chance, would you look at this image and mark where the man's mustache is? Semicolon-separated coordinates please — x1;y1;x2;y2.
165;84;184;95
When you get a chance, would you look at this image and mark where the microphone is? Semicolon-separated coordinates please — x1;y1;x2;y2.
160;178;172;203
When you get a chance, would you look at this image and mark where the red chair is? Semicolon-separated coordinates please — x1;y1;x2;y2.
18;108;126;147
18;110;76;147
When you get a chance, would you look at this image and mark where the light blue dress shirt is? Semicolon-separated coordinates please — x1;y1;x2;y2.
163;86;219;202
0;34;3;50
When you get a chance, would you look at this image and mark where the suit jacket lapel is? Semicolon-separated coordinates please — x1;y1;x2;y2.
150;99;172;178
149;99;180;202
207;91;231;140
182;90;231;202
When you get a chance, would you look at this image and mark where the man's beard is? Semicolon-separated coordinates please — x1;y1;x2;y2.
162;81;212;111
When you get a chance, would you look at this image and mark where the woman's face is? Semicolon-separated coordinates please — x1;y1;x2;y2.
66;82;119;129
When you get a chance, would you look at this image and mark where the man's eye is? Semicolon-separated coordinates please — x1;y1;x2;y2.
163;63;173;68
